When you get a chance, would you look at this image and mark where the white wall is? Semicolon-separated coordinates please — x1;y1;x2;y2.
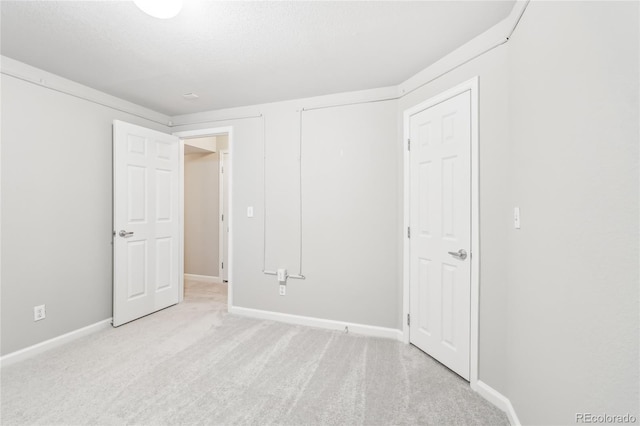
506;2;639;423
1;74;169;355
184;152;220;277
172;91;399;328
217;135;229;152
185;136;217;153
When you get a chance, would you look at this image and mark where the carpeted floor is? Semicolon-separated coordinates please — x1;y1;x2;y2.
1;280;508;425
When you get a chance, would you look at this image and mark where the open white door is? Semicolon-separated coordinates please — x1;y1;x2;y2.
113;120;181;327
409;90;471;380
221;151;230;282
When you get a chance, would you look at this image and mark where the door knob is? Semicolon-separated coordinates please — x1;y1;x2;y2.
448;249;467;260
119;230;134;238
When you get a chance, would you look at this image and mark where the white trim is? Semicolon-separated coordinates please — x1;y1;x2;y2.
226;129;234;308
402;77;480;383
230;306;403;341
0;318;112;368
469;77;480;386
169;86;397;128
219;150;229;281
473;381;521;426
0;56;170;127
179;140;185;302
397;0;528;97
184;273;222;284
173;128;229;139
402;109;411;344
174;126;234;310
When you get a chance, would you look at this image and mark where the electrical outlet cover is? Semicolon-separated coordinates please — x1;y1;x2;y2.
34;304;46;321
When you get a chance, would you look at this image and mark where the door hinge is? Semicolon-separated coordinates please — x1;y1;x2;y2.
407;139;411;151
407;313;411;326
407;227;411;238
221;262;224;270
221;214;224;221
221;166;224;174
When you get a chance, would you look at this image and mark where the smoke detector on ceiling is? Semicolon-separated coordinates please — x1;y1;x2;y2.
182;93;199;100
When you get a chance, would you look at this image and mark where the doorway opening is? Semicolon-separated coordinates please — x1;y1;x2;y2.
175;127;233;309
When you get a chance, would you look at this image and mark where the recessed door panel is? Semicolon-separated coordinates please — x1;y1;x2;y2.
127;241;147;299
156;169;172;222
127;166;147;223
418;122;432;148
442;113;456;142
442;156;457;239
441;263;456;349
155;237;172;291
418;258;431;335
419;161;431;237
156;140;172;160
128;134;146;155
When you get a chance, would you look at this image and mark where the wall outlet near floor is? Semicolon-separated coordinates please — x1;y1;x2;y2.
279;285;286;296
34;304;46;321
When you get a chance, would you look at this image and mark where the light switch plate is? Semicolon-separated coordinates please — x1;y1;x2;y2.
514;207;521;229
247;206;254;218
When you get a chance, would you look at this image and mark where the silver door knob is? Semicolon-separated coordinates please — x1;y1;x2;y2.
448;249;467;260
119;230;134;238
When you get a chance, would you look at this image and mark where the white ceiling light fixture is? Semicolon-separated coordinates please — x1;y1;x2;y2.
134;0;183;19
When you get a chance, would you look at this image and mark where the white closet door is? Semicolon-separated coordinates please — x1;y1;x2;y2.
409;90;471;380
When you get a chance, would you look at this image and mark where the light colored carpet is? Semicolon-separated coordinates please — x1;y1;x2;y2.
1;281;508;425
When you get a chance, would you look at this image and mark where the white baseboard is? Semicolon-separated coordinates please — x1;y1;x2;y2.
184;273;222;284
229;306;403;341
0;318;113;368
473;380;521;425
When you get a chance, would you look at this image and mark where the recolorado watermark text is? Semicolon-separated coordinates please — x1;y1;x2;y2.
576;413;637;424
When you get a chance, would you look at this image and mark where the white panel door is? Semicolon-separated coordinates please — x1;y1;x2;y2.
221;151;229;282
409;90;471;380
113;120;180;327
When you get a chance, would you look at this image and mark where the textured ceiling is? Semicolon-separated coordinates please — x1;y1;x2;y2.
1;1;515;116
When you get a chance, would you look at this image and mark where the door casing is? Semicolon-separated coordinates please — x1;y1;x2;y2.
219;150;229;282
402;77;480;385
174;126;234;309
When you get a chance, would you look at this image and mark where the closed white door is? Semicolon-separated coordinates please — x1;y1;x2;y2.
409;90;471;380
113;120;181;327
221;151;229;282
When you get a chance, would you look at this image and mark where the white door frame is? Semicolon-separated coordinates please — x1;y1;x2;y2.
173;126;234;309
219;150;229;281
402;76;480;385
